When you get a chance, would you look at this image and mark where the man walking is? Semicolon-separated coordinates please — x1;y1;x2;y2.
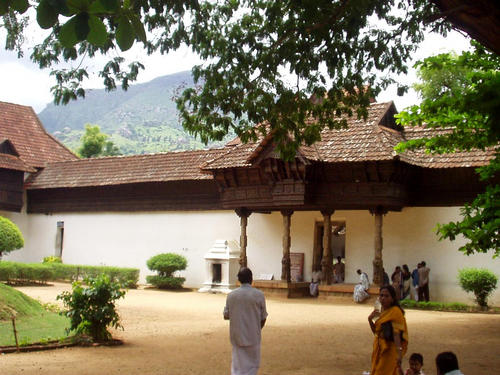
418;261;431;302
224;267;268;375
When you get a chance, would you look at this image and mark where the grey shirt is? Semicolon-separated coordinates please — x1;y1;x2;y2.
224;284;268;347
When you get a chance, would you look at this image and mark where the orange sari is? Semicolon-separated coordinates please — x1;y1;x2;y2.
370;306;408;375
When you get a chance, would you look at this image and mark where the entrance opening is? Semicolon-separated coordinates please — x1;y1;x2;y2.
313;220;346;271
212;263;222;283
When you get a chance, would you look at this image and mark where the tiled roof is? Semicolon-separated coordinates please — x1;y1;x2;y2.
204;102;495;170
0;101;78;168
0;153;36;172
204;102;398;169
398;127;497;168
26;149;226;189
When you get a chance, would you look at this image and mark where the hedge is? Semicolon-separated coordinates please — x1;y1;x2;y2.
0;261;139;288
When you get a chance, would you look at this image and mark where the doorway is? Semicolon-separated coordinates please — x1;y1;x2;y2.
312;220;346;271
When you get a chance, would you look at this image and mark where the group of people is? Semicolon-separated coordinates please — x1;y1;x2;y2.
389;262;431;302
224;266;452;375
368;284;463;375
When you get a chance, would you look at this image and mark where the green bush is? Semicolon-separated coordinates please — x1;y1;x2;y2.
0;216;24;257
400;299;469;311
0;261;18;282
458;268;498;307
0;261;139;288
43;256;62;263
57;274;126;342
146;275;186;289
146;253;187;289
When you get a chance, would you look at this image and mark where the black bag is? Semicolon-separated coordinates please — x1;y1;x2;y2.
381;321;394;341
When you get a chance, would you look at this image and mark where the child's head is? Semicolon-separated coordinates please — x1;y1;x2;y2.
409;353;424;373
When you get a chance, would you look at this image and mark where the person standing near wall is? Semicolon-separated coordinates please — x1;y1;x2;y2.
411;263;420;301
224;267;268;375
417;261;431;302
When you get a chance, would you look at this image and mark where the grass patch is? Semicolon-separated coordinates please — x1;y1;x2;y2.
400;299;500;313
0;283;71;346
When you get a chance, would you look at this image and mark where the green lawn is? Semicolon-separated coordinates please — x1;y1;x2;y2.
0;283;71;346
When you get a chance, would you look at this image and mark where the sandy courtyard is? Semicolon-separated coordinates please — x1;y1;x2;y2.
1;283;500;375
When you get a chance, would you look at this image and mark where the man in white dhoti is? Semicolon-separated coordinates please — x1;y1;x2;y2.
353;269;370;303
224;267;268;375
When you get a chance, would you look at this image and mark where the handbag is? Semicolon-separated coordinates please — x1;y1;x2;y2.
381;321;394;341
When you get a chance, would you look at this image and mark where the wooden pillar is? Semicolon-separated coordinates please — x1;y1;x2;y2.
321;209;334;285
371;207;387;286
235;208;251;268
280;210;293;282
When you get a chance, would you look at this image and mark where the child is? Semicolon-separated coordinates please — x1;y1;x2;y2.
406;353;425;375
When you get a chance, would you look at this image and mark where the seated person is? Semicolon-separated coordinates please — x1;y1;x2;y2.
309;265;323;297
353;269;370;303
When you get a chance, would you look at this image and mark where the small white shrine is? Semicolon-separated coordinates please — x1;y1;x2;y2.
198;239;241;294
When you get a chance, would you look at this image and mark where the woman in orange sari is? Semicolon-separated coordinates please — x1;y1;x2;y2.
368;285;409;375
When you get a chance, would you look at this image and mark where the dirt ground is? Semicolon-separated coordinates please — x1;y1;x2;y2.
1;283;500;375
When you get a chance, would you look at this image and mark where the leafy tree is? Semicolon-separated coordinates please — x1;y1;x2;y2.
78;124;121;158
57;274;126;342
0;216;24;257
2;0;455;158
458;268;498;308
396;43;500;257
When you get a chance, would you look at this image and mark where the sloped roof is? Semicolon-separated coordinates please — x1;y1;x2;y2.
203;101;495;170
398;127;497;168
26;149;225;189
0;153;36;172
0;101;78;168
204;102;399;169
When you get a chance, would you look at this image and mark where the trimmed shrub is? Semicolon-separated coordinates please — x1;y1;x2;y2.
0;261;139;288
146;253;187;289
57;274;126;342
146;275;186;289
0;261;18;282
458;268;498;307
0;216;24;257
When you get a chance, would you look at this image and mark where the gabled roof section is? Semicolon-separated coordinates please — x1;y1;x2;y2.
25;149;225;189
0;138;36;172
203;102;397;169
0;154;37;173
0;138;20;156
0;101;78;168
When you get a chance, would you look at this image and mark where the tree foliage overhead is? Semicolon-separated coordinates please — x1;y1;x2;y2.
1;0;451;158
78;123;121;158
396;43;500;257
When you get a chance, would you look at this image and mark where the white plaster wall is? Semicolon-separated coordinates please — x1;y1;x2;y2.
3;211;241;287
3;207;499;305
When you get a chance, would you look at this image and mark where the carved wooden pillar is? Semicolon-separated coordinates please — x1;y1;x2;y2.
235;208;251;269
280;210;293;282
321;209;334;285
371;206;387;286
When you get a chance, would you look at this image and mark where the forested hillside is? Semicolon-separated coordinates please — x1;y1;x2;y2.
38;71;229;155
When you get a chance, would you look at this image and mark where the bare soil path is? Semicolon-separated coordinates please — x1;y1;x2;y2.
1;283;499;375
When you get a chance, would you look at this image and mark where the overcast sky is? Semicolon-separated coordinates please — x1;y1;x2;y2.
0;28;469;114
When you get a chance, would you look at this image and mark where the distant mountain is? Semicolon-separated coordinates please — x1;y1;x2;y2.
38;71;229;155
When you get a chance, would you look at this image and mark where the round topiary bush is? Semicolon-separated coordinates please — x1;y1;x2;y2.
146;253;187;289
458;268;498;308
0;216;24;257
